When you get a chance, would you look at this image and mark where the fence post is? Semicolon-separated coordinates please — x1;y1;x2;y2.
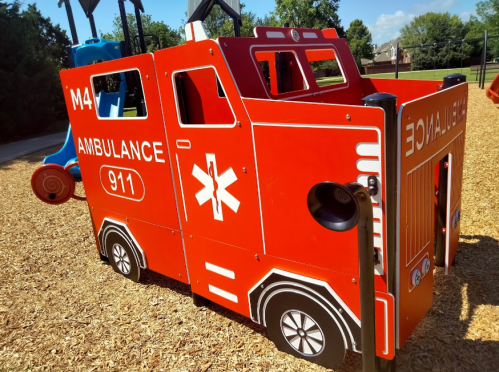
395;42;399;79
481;30;488;89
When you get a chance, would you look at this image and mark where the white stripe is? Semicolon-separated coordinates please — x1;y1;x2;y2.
357;158;380;173
175;154;188;221
266;31;285;38
185;24;193;41
302;32;318;39
356;142;380;156
205;262;235;279
208;285;238;303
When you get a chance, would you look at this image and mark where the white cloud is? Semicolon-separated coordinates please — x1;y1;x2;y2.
370;0;463;45
413;0;458;14
371;11;415;45
459;11;475;21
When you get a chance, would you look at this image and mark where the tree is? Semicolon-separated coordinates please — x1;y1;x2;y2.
180;3;270;40
465;0;499;58
101;13;182;52
0;1;71;143
346;19;374;69
202;3;263;38
273;0;345;38
400;12;466;70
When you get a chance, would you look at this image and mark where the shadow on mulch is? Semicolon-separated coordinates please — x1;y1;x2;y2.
133;234;499;372
0;145;60;171
398;234;499;371
139;268;269;337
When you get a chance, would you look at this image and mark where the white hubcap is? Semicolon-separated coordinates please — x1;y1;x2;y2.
112;243;131;274
280;310;325;356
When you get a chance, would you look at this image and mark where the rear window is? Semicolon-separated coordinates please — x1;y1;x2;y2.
305;49;346;88
255;51;308;95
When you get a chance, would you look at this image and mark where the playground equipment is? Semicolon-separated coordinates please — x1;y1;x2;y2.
31;2;469;371
486;72;499;103
45;0;147;179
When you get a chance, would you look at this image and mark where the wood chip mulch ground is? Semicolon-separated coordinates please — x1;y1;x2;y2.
1;84;498;372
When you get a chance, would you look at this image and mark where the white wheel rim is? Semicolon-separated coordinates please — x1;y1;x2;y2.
112;243;131;275
280;310;325;356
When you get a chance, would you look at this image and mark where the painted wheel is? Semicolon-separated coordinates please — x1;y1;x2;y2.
105;231;140;282
265;292;345;369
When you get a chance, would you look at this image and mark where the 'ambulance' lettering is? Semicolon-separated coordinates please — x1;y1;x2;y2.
77;137;166;163
405;97;466;158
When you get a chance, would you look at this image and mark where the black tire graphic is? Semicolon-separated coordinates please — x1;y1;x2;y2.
265;292;346;370
105;230;140;282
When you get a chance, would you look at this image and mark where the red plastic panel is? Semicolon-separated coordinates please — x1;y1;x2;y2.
184;234;361;319
90;207;188;284
154;39;263;252
219;28;362;104
397;83;468;347
244;98;389;291
362;78;440;110
60;54;180;231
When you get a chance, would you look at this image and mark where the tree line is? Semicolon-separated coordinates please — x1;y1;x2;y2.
400;0;499;70
0;1;71;144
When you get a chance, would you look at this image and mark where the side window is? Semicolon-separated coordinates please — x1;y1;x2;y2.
255;51;308;95
305;49;346;87
173;67;235;126
91;69;147;119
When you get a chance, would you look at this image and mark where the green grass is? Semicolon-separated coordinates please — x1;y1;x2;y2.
316;76;346;87
364;67;499;82
123;108;137;118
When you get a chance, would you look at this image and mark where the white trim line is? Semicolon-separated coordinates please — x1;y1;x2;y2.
175;154;188;222
98;217;147;269
209;285;238;303
99;165;145;202
248;43;350;101
153;54;190;283
90;68;149;121
171;65;237;128
375;296;390;355
176;139;191;149
445;152;453;274
205;262;235;279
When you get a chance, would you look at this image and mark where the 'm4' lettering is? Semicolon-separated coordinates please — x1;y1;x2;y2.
71;87;92;110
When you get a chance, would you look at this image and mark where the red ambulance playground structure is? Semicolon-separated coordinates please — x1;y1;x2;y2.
31;22;468;371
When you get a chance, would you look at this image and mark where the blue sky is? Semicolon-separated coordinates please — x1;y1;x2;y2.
31;0;477;45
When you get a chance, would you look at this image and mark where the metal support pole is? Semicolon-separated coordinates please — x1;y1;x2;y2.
118;0;133;56
362;93;398;372
60;0;79;45
344;183;377;372
233;17;241;37
134;6;147;53
482;30;488;89
395;42;399;79
89;13;97;38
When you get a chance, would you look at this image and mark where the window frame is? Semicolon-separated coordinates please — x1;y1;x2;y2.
171;65;237;129
305;47;349;91
90;68;148;121
251;48;310;99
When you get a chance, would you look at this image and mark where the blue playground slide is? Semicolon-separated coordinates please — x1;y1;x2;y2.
43;38;124;180
97;80;126;118
43;124;80;178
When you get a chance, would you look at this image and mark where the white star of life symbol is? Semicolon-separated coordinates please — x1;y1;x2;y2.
192;153;240;221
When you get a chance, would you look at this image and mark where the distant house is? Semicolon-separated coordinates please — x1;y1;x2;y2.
372;38;411;65
361;58;374;67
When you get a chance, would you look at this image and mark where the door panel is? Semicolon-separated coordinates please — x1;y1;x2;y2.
154;40;263;253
